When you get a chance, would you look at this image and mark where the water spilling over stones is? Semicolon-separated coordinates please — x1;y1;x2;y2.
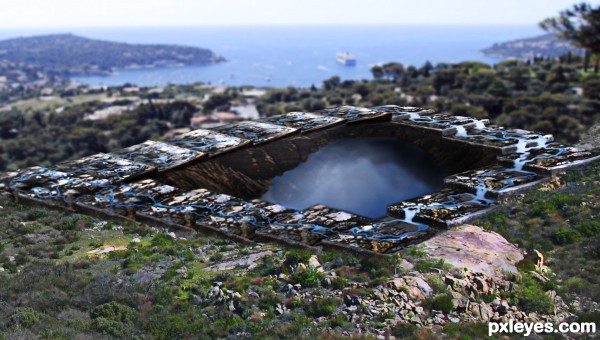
2;106;599;255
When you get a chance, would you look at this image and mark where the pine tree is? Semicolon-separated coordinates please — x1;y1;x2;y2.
540;3;600;72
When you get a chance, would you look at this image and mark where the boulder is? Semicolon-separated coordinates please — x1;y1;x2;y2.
469;303;494;321
473;277;489;294
421;224;524;277
308;255;322;268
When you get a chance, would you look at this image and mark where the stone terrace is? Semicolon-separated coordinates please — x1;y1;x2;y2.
2;106;598;255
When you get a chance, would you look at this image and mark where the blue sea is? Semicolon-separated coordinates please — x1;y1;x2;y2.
0;25;544;88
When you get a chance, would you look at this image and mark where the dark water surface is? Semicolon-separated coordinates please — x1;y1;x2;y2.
261;138;446;218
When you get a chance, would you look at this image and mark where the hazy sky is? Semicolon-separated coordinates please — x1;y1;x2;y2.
1;0;598;28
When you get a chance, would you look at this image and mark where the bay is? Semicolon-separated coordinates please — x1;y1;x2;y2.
0;25;543;88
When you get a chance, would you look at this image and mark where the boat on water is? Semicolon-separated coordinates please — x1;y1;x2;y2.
337;51;356;66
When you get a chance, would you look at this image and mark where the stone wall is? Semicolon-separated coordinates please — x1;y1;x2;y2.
2;106;598;255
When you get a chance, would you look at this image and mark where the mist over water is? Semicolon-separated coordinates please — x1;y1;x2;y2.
261;138;446;218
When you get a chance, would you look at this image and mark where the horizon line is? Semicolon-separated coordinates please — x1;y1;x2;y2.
0;23;544;30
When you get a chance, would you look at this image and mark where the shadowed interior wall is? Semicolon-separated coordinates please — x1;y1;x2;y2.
155;122;498;199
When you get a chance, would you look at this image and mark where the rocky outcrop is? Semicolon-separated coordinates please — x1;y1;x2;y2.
421;224;524;276
197;250;573;335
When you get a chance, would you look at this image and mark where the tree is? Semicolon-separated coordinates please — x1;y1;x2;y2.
353;83;370;97
322;76;341;90
540;3;600;72
370;65;384;81
202;93;232;112
419;61;433;77
582;74;600;99
382;62;404;81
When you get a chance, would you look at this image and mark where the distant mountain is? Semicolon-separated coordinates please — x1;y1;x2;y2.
481;33;584;60
0;33;226;76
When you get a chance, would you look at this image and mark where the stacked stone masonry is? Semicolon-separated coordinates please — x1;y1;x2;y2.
2;106;599;255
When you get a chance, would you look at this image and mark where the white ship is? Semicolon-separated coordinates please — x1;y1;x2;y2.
336;51;356;66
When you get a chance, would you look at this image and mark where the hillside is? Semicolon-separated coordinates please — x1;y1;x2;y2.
0;156;598;338
0;34;226;76
481;33;584;60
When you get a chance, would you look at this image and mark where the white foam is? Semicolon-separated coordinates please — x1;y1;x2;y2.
455;125;468;137
515;139;529;153
403;206;420;223
510;134;550;171
474;120;486;129
513;155;527;171
534;135;549;148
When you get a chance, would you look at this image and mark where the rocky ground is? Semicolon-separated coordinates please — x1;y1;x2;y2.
0;188;584;338
1;125;599;339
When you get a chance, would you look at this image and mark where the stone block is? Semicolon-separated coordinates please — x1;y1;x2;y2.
498;145;600;174
259;112;345;133
388;188;497;227
323;218;437;254
318;105;391;123
165;128;251;157
213;121;298;145
112;140;206;172
444;165;547;198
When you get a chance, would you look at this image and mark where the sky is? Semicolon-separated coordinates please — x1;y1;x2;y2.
0;0;599;28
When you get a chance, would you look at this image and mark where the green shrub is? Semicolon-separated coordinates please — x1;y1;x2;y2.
88;240;103;248
290;266;324;288
10;307;42;327
252;256;280;276
422;293;453;314
15;253;28;266
516;257;536;272
529;199;556;217
575;221;600;237
331;276;348;290
64;317;92;331
549;194;581;210
151;233;174;247
577;311;600;325
359;255;397;278
415;258;448;273
563;277;591;294
444;322;492;339
25;210;47;221
391;322;418;338
283;249;312;268
18;222;40;234
107;249;128;260
329;314;349;328
377;310;396;322
90;301;135;324
92;317;132;338
210;252;224;261
587;236;600;259
552;228;582;245
427;276;448;294
257;289;282;312
514;276;554;314
306;297;341;317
